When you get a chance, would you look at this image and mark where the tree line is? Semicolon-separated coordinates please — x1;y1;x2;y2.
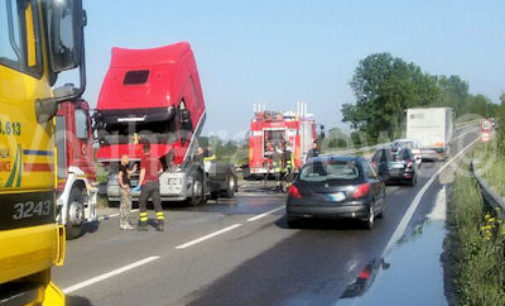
341;53;498;142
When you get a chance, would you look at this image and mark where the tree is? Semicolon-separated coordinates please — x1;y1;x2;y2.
497;93;505;153
342;53;440;142
437;75;470;116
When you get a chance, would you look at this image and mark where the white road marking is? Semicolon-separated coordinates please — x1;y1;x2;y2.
449;127;479;143
247;206;285;222
385;137;478;252
62;256;160;294
175;224;242;249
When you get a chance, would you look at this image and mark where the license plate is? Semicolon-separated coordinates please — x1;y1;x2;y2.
328;192;346;202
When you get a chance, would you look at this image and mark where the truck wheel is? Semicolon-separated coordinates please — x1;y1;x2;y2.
224;174;236;198
66;187;85;240
189;173;204;206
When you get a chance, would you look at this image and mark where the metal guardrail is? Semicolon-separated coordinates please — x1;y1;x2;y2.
472;160;505;220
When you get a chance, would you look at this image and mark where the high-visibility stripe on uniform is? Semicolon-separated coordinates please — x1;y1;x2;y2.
140;212;148;222
156;212;165;220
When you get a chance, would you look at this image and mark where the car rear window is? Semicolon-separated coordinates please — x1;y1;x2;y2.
300;160;361;182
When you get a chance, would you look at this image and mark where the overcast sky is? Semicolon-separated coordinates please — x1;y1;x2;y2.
71;0;505;139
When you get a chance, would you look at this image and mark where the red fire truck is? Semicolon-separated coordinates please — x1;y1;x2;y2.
249;102;317;176
55;98;97;240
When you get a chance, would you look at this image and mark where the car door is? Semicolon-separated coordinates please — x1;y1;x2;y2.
375;149;390;180
363;161;384;210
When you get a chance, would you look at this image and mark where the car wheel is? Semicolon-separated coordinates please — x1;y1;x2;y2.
189;173;204;206
224;174;236;198
66;187;85;240
364;204;375;230
409;175;417;187
377;198;386;219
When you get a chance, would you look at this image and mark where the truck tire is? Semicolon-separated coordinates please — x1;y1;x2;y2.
224;174;236;198
66;187;85;240
189;172;204;206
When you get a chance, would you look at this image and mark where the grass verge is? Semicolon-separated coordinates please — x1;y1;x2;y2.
446;152;505;305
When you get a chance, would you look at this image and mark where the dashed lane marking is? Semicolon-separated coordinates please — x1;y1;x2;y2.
62;256;160;294
175;224;242;249
247;206;285;222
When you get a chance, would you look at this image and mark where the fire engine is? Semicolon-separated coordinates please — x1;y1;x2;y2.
55;99;97;240
249;102;317;176
0;0;87;304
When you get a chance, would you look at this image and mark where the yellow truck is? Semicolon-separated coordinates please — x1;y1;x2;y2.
0;0;86;304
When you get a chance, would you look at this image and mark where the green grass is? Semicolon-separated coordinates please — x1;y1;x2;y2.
447;154;505;305
474;139;505;198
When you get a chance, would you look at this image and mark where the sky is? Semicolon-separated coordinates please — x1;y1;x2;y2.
68;0;505;139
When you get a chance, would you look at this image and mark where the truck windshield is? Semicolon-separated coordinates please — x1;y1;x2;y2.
0;0;42;76
98;120;178;145
300;160;361;182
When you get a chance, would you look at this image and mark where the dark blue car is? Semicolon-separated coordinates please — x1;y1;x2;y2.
286;155;386;229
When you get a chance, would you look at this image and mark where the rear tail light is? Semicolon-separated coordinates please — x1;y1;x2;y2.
351;183;370;199
288;185;302;199
358;268;371;280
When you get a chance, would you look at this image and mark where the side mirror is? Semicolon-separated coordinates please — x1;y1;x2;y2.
47;0;86;72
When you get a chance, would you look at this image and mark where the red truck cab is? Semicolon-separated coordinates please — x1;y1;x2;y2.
95;42;205;165
95;42;235;205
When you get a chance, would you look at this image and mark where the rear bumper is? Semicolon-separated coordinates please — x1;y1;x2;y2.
387;172;414;181
287;200;369;219
421;149;445;160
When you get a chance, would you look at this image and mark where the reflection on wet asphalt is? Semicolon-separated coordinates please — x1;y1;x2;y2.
338;185;448;306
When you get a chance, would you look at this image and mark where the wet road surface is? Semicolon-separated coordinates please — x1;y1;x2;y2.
53;127;479;306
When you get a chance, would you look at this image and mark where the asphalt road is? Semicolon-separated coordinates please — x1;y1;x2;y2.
53;126;480;306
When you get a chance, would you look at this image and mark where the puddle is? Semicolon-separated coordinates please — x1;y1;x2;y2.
337;188;448;306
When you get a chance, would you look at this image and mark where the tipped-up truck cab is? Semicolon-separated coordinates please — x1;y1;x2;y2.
95;42;236;205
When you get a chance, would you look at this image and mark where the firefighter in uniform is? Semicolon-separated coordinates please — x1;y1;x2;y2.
280;143;294;192
138;143;165;231
272;144;283;192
